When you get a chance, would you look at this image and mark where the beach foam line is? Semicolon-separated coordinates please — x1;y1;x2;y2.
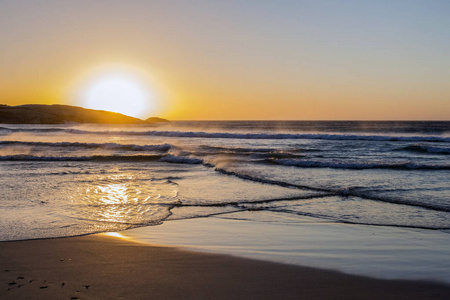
214;167;450;213
175;193;332;207
268;207;450;230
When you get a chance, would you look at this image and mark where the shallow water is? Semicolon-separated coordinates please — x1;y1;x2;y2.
0;121;449;280
122;214;450;283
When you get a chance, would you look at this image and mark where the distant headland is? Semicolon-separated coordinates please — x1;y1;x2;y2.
0;104;168;124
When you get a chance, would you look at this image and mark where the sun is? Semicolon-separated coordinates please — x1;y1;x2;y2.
79;71;154;119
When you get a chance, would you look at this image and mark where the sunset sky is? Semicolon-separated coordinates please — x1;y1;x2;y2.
1;0;449;120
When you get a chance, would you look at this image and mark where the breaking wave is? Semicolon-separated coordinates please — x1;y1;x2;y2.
1;126;449;142
270;159;450;170
398;144;450;154
0;154;164;162
159;154;204;164
0;141;172;152
0;153;205;165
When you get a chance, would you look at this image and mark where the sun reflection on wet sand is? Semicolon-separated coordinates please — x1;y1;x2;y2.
102;232;128;239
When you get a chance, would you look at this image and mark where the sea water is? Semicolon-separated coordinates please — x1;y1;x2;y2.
0;121;449;281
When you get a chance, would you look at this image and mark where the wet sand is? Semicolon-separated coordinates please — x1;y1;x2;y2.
0;234;449;300
122;214;450;282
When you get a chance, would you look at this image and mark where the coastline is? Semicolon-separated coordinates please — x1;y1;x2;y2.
1;234;449;300
1;121;449;299
122;212;450;283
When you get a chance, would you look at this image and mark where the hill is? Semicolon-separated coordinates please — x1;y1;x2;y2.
146;117;170;123
0;104;168;124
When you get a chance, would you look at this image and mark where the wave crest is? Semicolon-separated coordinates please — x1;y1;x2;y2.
0;141;172;152
2;126;449;142
398;144;450;154
271;159;450;170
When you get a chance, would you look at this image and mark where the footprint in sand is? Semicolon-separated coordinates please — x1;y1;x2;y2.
6;274;28;290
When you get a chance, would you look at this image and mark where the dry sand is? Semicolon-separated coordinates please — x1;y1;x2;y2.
0;234;448;300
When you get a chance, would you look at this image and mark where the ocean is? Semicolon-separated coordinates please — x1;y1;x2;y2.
1;121;449;281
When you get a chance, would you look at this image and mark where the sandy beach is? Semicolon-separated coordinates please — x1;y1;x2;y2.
2;0;450;298
1;234;449;300
122;214;450;283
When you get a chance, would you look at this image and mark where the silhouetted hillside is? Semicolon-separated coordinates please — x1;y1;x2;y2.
0;104;168;124
146;117;169;123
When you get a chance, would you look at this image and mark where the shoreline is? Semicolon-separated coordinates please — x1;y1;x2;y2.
1;234;449;300
122;212;450;284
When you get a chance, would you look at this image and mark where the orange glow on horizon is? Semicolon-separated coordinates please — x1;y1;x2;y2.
1;2;449;121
